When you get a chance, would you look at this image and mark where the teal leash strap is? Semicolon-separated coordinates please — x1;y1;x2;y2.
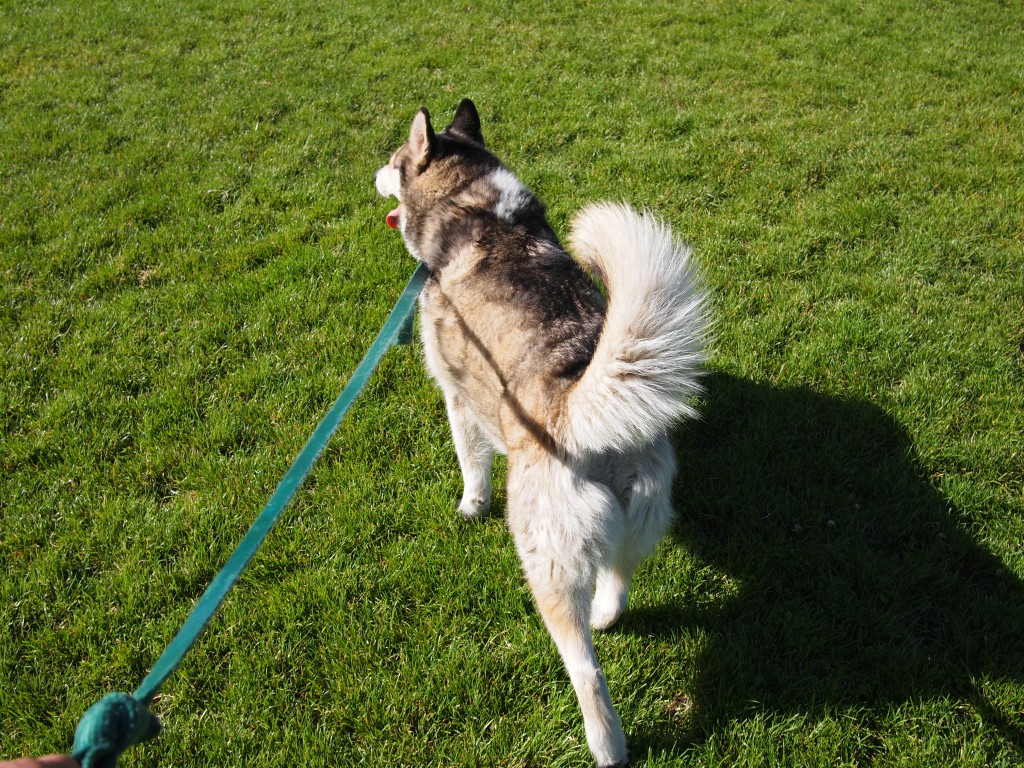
71;262;429;767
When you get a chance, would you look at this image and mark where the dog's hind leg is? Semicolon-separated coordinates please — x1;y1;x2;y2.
591;555;638;632
592;437;676;631
507;456;629;768
445;393;494;520
590;495;672;631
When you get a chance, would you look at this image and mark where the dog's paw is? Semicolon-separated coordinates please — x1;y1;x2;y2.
592;732;629;768
457;495;491;521
590;588;628;631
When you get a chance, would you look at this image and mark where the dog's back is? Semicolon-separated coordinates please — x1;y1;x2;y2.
419;220;607;456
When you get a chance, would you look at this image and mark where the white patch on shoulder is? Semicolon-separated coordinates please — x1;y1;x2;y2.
489;167;532;222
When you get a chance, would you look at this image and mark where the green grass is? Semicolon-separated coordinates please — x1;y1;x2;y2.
2;0;1022;765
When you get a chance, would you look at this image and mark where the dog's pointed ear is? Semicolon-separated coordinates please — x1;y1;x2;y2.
447;98;484;146
409;107;437;168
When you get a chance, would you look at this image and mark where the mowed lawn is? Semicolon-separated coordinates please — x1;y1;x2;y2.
2;0;1022;765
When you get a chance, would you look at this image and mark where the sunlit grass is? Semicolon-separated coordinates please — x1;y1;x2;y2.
2;0;1022;765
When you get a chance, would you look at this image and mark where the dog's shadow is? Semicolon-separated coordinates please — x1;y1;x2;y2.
623;373;1024;755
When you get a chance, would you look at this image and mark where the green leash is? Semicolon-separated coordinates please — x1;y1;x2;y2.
72;262;429;768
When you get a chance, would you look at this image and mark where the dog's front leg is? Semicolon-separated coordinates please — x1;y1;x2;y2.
444;393;494;520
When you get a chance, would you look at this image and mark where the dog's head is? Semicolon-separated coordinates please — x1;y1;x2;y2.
374;99;498;254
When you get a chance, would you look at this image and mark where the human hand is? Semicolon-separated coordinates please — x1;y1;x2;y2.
0;756;78;768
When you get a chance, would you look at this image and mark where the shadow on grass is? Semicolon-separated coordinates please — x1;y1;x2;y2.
624;372;1024;756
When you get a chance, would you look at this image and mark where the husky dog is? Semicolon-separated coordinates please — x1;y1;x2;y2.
375;99;710;767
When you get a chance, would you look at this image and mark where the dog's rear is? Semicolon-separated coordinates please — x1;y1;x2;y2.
506;201;709;768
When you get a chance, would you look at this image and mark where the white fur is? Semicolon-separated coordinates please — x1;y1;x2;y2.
444;392;495;520
564;202;711;457
375;164;401;199
488;167;533;222
505;453;628;766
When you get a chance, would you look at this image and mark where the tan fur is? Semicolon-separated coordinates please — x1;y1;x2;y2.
420;276;568;456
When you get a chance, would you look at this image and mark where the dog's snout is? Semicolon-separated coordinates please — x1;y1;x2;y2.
375;164;401;199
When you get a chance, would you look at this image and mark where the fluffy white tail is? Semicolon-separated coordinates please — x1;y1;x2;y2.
562;202;711;456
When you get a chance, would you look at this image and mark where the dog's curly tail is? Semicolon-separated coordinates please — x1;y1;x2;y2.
563;202;712;456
